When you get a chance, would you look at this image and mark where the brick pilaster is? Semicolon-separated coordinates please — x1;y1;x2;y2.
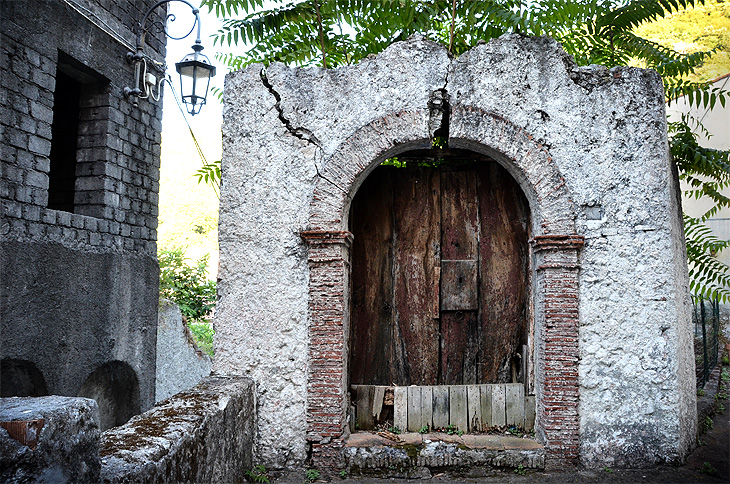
531;234;584;468
301;230;353;468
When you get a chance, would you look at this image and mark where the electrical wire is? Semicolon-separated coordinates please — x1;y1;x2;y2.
164;77;220;199
60;0;135;51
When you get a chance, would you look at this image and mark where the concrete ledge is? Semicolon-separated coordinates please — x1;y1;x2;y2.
344;432;545;478
100;376;255;484
0;396;100;483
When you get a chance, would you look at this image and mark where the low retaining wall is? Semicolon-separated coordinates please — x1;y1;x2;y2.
101;376;255;483
156;299;212;403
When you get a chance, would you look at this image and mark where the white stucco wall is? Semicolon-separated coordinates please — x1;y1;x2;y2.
217;35;695;468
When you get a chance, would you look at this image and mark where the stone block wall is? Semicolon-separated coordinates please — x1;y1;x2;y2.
1;0;165;419
218;35;696;469
1;396;101;483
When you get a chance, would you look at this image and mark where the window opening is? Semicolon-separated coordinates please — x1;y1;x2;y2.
47;70;81;212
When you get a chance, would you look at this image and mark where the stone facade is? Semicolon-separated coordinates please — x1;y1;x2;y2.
219;35;696;470
1;0;165;423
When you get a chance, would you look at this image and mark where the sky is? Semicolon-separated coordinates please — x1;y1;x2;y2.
161;1;229;152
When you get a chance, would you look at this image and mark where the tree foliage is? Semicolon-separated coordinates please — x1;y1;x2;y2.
159;247;217;322
202;0;730;301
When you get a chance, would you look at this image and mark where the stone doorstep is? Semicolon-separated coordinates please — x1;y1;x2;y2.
343;432;545;476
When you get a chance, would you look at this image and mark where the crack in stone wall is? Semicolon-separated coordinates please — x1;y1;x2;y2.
259;69;346;194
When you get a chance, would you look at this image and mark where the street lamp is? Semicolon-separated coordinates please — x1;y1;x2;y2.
124;0;216;115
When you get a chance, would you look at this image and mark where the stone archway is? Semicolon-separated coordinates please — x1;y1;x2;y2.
302;107;583;468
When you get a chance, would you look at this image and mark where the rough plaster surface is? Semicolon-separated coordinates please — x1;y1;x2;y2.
100;376;255;484
219;34;695;468
0;396;101;483
155;300;212;403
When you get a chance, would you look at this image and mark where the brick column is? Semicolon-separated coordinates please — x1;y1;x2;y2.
300;230;353;468
531;234;584;469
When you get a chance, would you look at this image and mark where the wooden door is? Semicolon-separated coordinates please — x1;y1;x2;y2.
349;153;530;386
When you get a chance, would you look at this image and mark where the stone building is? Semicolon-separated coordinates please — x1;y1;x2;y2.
1;0;165;429
218;35;697;471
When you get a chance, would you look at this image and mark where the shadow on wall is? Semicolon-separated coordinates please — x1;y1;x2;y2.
0;359;49;397
78;361;140;431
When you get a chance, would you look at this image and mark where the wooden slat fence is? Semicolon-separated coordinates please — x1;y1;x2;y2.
351;384;535;433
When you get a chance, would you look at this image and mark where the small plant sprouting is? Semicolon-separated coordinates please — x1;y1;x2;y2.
721;355;729;366
721;369;730;382
700;461;717;475
305;468;320;482
338;469;347;479
602;467;614;473
697;387;706;397
418;424;429;434
388;426;402;434
245;464;270;484
508;426;521;436
514;464;527;476
702;416;714;433
457;429;464;436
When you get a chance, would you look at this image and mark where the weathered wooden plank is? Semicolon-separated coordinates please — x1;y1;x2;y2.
476;162;530;383
349;167;397;385
394;386;407;432
491;383;506;427
432;386;449;430
393;167;441;385
407;386;422;432
449;385;468;432
354;385;375;430
467;385;481;432
524;395;536;431
421;386;433;431
439;169;481;385
480;384;492;430
440;310;479;384
505;383;524;426
372;386;385;421
440;260;479;311
521;344;529;390
440;169;479;260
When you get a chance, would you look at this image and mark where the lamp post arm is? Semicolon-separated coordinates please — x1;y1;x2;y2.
136;0;201;53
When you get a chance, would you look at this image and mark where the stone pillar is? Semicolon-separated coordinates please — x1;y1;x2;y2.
301;230;353;467
531;234;584;469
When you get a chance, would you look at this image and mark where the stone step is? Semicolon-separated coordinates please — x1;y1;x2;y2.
344;432;545;478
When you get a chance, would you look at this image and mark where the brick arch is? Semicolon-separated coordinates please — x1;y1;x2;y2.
310;107;576;236
302;107;583;469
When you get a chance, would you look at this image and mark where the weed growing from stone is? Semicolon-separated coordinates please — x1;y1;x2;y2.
244;464;270;483
514;464;527;476
603;467;614;473
700;462;717;475
418;425;429;434
338;469;347;479
305;469;320;482
702;416;714;433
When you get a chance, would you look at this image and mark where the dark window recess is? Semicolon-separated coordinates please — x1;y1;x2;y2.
47;71;82;212
47;53;109;216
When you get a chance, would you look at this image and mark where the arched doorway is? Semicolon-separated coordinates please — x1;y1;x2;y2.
79;361;140;430
0;359;48;397
302;107;582;467
348;149;532;430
